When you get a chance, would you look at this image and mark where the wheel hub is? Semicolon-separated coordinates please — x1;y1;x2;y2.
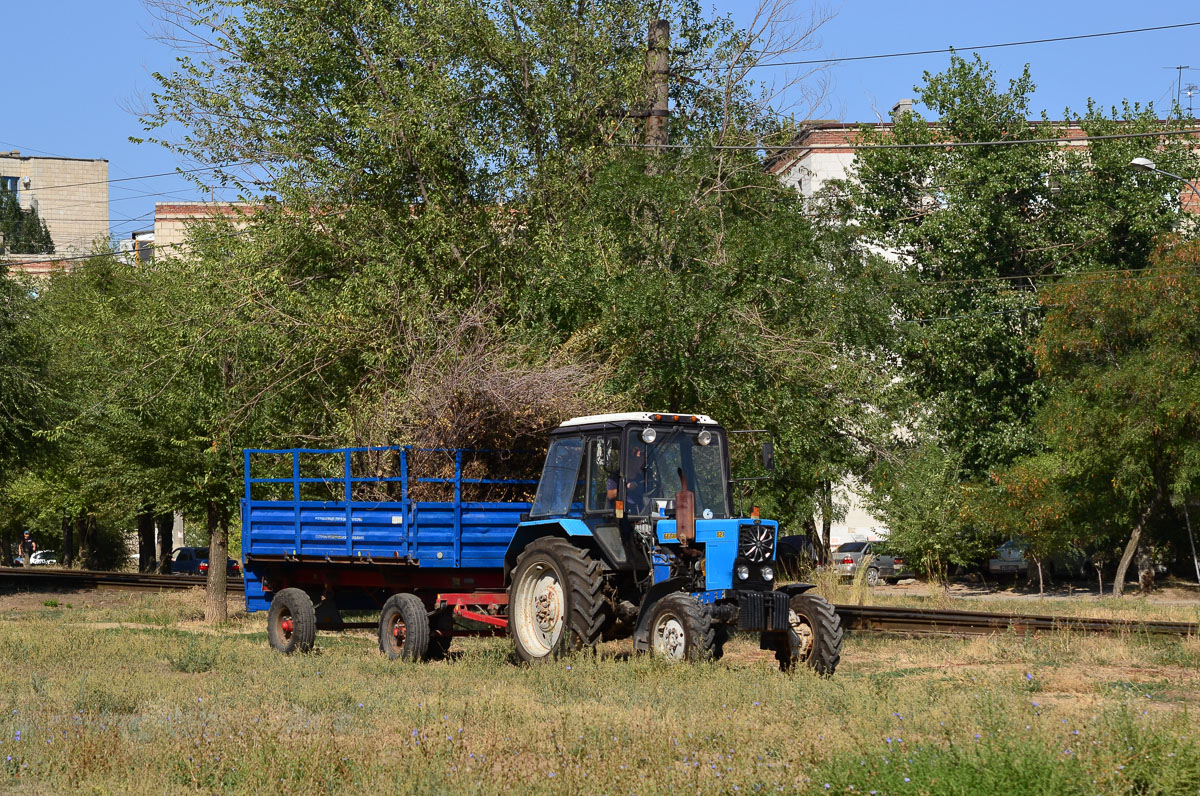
653;616;687;662
513;562;566;656
789;609;814;659
281;616;294;639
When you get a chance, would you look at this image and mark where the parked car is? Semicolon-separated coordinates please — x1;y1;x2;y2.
776;534;819;573
833;541;912;586
987;539;1029;577
169;547;241;577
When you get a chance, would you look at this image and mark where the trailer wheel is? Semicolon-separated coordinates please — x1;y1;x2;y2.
426;610;455;661
378;593;430;662
267;588;316;654
508;537;608;663
647;592;716;663
774;593;842;676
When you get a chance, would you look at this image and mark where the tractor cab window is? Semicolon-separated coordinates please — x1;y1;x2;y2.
585;436;620;513
530;436;585;517
625;427;730;518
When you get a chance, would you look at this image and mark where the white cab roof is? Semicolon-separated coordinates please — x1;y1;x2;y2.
558;412;718;428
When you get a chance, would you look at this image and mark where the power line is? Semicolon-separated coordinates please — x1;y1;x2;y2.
678;21;1200;71
11;162;249;194
617;126;1200;152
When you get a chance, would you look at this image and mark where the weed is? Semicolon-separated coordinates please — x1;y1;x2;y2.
163;635;220;673
41;599;58;608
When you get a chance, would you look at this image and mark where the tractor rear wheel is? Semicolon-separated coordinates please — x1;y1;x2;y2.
774;593;842;675
378;593;430;661
267;588;316;654
647;592;716;663
508;537;608;663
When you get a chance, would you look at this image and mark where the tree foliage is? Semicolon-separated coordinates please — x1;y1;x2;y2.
0;191;54;255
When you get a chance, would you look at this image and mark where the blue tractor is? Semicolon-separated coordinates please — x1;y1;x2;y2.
242;411;842;673
504;412;842;672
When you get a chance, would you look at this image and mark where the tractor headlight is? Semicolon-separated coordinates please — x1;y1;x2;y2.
736;564;750;581
697;429;712;446
761;565;775;582
641;427;657;444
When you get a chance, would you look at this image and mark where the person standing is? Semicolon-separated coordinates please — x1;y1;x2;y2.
17;531;36;567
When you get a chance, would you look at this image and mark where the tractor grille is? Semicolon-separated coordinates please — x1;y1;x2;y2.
738;523;774;562
736;590;792;631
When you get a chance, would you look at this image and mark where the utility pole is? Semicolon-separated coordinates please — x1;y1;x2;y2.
646;19;670;153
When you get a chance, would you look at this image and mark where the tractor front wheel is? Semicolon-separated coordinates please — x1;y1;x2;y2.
774;593;843;675
647;592;717;663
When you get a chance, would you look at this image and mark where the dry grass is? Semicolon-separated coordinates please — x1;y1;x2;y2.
1;589;1198;793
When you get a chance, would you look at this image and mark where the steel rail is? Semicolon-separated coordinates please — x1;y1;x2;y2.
2;569;1195;637
834;603;1199;637
0;566;245;594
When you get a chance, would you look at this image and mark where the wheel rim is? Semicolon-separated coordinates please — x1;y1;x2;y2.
788;609;814;661
867;569;879;586
651;612;688;662
513;561;565;657
387;613;406;655
275;607;294;642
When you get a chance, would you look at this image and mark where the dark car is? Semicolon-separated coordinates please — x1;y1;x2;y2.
170;547;241;577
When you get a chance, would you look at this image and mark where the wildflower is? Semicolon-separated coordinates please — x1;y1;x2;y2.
1026;673;1033;681
904;778;910;783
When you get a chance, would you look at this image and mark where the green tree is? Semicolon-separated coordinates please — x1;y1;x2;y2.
832;54;1198;566
132;0;888;556
0;191;54;254
1030;238;1200;595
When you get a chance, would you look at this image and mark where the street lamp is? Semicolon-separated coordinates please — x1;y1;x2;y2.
1129;156;1200;206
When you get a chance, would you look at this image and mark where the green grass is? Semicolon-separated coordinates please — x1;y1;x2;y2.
0;592;1198;793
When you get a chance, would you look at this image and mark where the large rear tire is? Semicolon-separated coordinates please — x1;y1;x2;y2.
378;593;430;661
508;537;608;663
267;588;316;654
647;592;716;663
774;593;842;676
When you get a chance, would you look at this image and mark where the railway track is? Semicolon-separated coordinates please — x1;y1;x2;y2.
2;568;1195;637
834;603;1199;637
0;566;244;593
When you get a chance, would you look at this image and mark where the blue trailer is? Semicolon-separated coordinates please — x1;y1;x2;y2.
241;413;843;672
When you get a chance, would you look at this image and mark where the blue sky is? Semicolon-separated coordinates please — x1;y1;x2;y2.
3;1;1198;241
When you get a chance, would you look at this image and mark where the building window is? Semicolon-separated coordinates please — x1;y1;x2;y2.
0;176;18;196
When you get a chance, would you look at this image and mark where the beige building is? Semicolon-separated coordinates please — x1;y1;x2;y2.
0;150;109;257
153;202;255;258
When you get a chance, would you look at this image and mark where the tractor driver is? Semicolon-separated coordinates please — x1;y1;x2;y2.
624;444;649;515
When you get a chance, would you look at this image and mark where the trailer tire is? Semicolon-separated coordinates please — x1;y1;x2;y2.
508;537;608;663
267;588;316;654
775;593;842;676
378;593;430;662
426;610;455;661
647;592;716;663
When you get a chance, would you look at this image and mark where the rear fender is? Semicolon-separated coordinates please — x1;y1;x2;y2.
504;519;597;582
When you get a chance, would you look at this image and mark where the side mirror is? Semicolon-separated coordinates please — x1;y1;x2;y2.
762;441;775;472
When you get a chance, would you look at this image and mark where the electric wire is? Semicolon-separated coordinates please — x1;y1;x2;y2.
676;21;1200;72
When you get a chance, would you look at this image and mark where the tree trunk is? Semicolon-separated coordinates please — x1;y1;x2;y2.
205;500;229;623
1135;540;1155;594
75;514;97;570
1113;493;1160;597
1035;558;1044;596
1095;562;1103;596
61;515;73;567
818;479;833;565
136;508;156;572
155;512;174;574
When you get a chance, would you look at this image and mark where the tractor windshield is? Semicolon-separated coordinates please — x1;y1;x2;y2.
624;427;729;518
